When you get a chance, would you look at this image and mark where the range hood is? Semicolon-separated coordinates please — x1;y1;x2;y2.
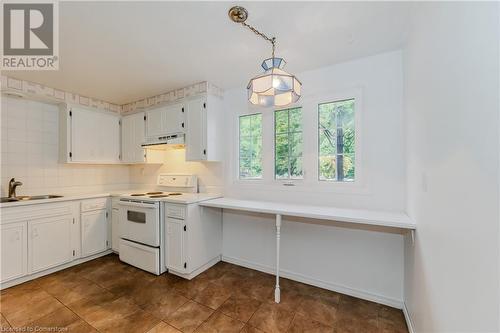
142;134;185;150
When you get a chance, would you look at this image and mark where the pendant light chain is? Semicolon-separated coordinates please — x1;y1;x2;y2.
229;6;301;107
241;21;276;58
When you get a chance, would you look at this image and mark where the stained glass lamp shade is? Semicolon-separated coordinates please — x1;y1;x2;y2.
247;57;302;107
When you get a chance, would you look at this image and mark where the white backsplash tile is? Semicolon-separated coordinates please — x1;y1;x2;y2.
0;97;131;197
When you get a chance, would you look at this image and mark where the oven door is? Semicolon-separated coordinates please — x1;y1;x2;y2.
119;200;160;247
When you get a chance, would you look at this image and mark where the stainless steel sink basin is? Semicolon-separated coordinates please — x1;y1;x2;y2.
0;195;63;203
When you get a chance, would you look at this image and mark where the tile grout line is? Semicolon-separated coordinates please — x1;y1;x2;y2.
46;289;104;333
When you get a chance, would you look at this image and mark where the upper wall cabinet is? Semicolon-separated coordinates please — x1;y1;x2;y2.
122;112;164;164
145;102;185;140
60;104;121;164
122;112;146;163
185;95;223;161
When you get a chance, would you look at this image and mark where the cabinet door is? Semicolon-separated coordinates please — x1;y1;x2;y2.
71;107;120;163
111;208;120;252
165;103;185;134
71;107;98;161
122;112;146;163
185;97;206;161
1;222;27;282
146;107;167;138
166;218;186;272
81;210;108;257
29;216;73;273
98;112;121;162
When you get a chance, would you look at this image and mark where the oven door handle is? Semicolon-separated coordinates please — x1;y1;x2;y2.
119;201;158;209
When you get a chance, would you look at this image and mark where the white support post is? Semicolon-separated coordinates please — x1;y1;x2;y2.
275;214;282;303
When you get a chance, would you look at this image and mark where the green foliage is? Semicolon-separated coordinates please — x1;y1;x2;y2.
318;99;355;181
239;114;262;179
275;108;303;179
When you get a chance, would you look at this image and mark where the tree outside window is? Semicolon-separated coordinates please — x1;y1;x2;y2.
275;107;303;179
318;99;355;181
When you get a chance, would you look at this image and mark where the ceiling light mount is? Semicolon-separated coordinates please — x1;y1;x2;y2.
228;6;248;23
228;6;302;107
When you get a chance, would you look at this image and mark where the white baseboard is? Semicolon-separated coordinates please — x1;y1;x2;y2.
222;255;403;309
169;255;221;280
402;302;415;333
1;250;113;290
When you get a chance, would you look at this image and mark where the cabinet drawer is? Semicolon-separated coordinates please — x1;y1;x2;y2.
81;198;108;212
166;204;186;220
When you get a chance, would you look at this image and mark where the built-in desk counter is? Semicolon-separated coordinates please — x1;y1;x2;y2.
199;197;416;303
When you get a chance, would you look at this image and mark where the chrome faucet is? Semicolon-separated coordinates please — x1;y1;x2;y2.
8;178;22;198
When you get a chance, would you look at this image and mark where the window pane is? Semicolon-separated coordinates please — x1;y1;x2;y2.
274;108;303;180
319;155;336;181
289;107;302;132
319;129;336;156
342;154;355;181
240;116;251;137
239;114;262;179
275;110;288;134
318;99;355;181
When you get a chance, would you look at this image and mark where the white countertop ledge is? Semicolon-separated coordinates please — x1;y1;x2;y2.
0;192;118;208
199;197;416;230
0;191;222;208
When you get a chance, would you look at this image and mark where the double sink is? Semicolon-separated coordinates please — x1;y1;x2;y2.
1;195;63;203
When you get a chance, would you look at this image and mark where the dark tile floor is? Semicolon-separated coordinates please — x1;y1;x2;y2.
0;254;408;333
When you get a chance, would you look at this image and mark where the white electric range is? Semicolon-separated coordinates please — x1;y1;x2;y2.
118;173;199;275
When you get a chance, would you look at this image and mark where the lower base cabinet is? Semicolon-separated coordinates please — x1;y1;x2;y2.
166;216;185;272
166;203;222;279
111;207;120;252
1;198;110;286
1;222;28;282
81;210;108;257
29;216;73;273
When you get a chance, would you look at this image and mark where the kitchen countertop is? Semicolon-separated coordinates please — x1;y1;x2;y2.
0;190;221;208
200;197;416;230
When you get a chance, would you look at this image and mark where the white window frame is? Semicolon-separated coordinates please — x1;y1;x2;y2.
232;88;365;194
273;106;304;182
238;113;263;180
317;98;356;183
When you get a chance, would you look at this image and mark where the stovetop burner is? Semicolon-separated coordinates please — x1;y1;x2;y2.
146;192;163;195
130;193;146;196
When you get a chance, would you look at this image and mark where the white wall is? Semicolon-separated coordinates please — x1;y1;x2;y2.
404;2;500;332
221;51;407;305
128;149;224;193
0;96;130;196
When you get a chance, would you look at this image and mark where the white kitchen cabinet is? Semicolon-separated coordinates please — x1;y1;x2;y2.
111;207;120;252
81;209;108;257
165;203;222;279
121;112;164;164
145;102;185;140
60;104;121;164
1;222;27;282
166;216;185;272
28;216;73;273
185;95;223;161
122;112;145;163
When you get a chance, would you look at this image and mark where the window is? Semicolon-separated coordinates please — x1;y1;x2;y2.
318;99;355;181
239;114;262;179
275;107;303;179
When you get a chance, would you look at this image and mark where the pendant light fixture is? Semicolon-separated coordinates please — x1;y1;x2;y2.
228;6;302;107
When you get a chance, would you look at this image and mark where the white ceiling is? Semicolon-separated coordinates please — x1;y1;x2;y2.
5;2;412;104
